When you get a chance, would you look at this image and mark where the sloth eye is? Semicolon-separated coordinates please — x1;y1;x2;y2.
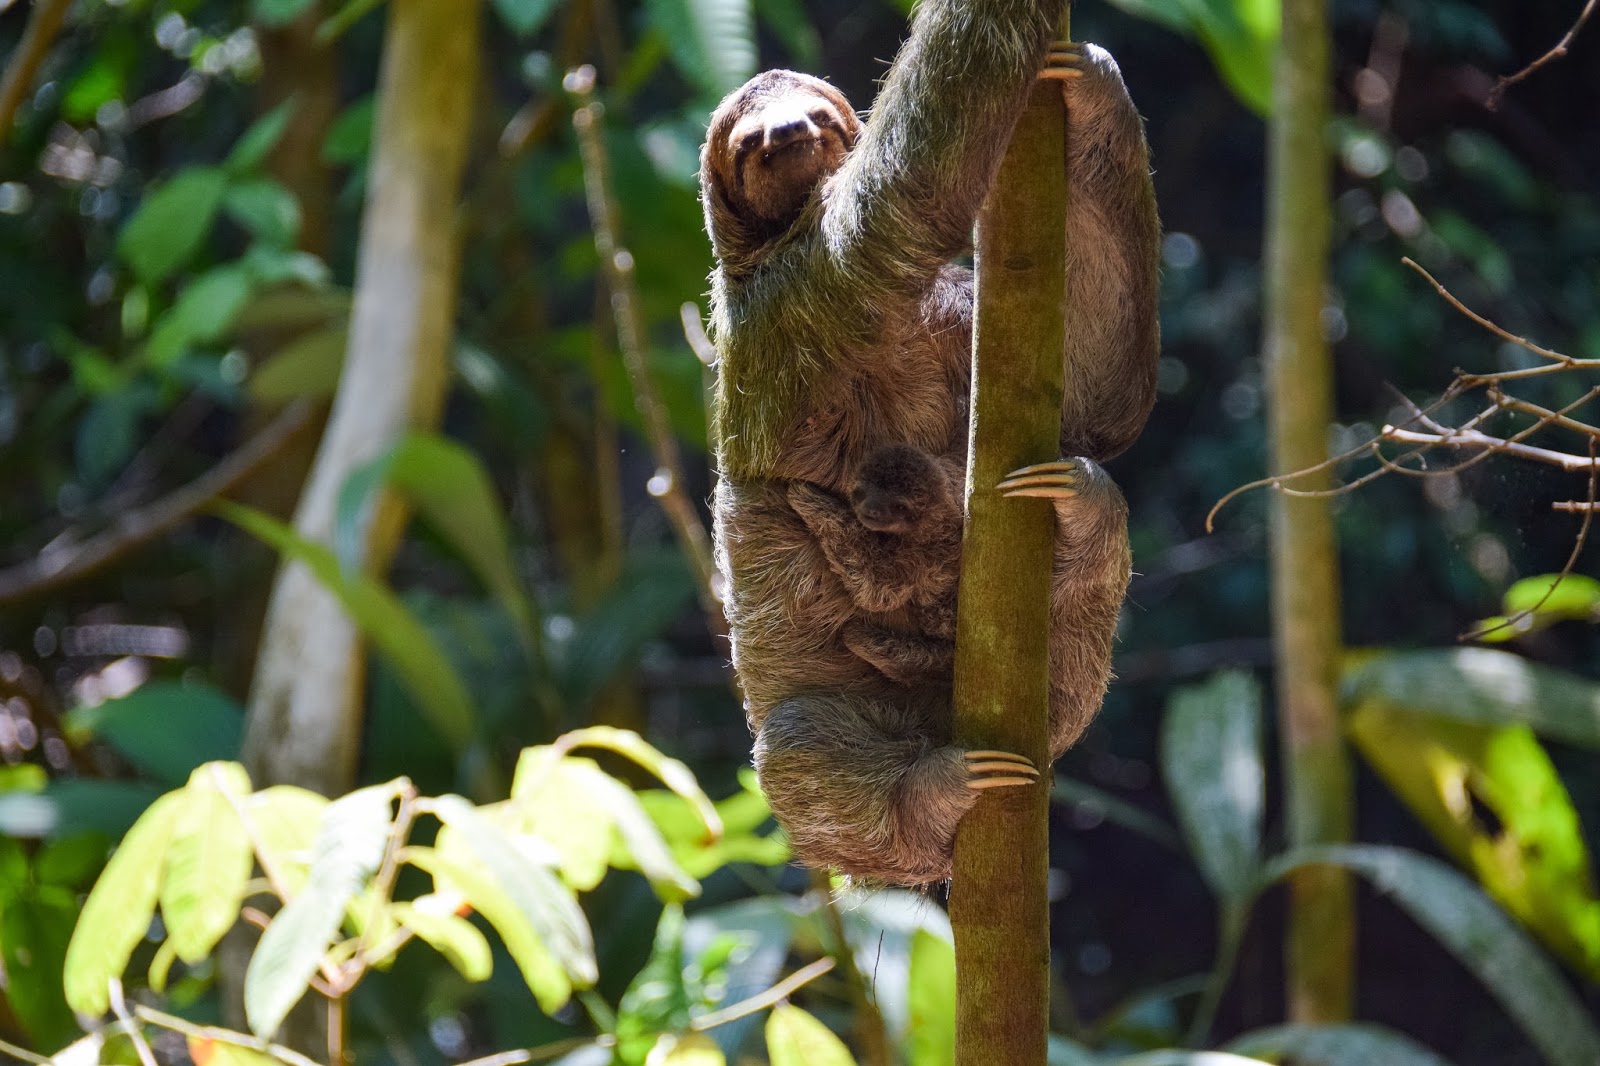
738;130;762;151
808;109;835;128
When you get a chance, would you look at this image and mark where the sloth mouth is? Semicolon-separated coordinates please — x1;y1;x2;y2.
762;136;824;163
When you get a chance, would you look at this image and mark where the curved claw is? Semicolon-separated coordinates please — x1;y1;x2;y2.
997;461;1083;498
969;776;1036;790
963;749;1039;791
1041;40;1085;80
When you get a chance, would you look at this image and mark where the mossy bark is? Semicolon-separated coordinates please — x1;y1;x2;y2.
948;73;1067;1066
1266;0;1355;1024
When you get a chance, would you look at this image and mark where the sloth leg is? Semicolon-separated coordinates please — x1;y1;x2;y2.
788;481;918;612
842;620;955;684
753;691;1034;885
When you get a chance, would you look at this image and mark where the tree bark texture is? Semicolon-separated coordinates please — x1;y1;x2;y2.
242;0;483;798
948;76;1067;1066
1265;0;1355;1024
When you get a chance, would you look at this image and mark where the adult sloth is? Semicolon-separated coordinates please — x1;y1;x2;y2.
701;0;1159;885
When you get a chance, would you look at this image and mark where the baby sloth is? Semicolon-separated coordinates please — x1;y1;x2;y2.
703;0;1160;885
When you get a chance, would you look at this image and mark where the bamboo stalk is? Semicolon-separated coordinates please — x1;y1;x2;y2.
1265;0;1355;1024
948;14;1069;1063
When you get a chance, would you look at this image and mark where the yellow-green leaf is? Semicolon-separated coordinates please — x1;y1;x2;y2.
646;1032;725;1066
766;1005;857;1066
390;899;493;981
161;762;254;963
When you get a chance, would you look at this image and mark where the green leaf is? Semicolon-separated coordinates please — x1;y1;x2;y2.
751;0;820;65
493;0;561;34
906;930;955;1066
1161;670;1263;899
1101;0;1278;115
2;885;79;1051
616;905;692;1065
161;762;254;963
1343;648;1600;747
541;727;721;838
244;786;329;895
315;0;388;44
0;780;164;840
64;792;184;1016
766;1005;857;1066
213;501;476;752
429;796;597;1000
1050;777;1182;851
336;433;538;654
1224;1023;1453;1066
145;265;256;368
117;168;229;287
34;832;108;888
683;898;797;1061
64;681;244;786
645;1034;725;1065
245;781;398;1037
321;96;376;165
224;179;302;248
1349;703;1600;976
76;385;155;489
249;325;348;403
1262;844;1600;1066
557;549;697;707
389;900;493;981
225;101;296;175
645;0;757;99
253;0;317;26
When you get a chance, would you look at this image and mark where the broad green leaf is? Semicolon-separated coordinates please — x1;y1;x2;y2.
76;385;155;488
543;727;721;838
505;758;615;890
336;433;538;654
405;841;576;1012
905;930;955;1066
34;832;108;888
253;0;316;26
64;791;184;1015
64;681;243;786
225;101;295;175
645;1033;724;1066
1263;845;1600;1066
145;265;255;367
1343;648;1600;748
117;168;229;287
1102;0;1278;115
494;0;561;34
188;1039;287;1066
1503;573;1600;615
1349;703;1600;975
1;780;164;840
766;1005;857;1066
245;781;398;1037
1224;1023;1453;1066
1051;777;1183;851
2;885;79;1051
213;501;475;752
1161;670;1263;899
592;774;700;901
321;96;375;165
389;900;493;981
635;771;786;878
431;796;597;998
161;762;254;963
645;0;756;99
616;905;692;1065
248;326;348;403
0;763;47;793
224;179;302;248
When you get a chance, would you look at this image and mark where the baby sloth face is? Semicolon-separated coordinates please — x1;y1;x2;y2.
706;70;859;227
849;444;953;535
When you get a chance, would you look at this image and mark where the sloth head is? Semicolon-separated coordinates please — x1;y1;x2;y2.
849;444;952;536
701;70;859;268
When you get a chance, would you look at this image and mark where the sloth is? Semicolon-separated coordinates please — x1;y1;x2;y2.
701;0;1159;884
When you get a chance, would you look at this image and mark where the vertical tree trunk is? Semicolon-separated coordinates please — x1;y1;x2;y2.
948;65;1067;1066
242;0;483;797
1265;0;1355;1024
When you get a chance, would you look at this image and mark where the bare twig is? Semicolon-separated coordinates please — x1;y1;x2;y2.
456;1036;617;1066
691;957;837;1031
1401;257;1582;367
1487;0;1598;110
565;65;727;644
0;400;318;605
134;1004;326;1066
108;980;160;1066
0;0;73;149
0;1035;48;1065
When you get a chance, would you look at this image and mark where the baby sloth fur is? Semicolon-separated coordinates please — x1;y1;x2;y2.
702;0;1160;885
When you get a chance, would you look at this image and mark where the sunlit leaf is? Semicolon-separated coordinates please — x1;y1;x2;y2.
645;0;756;99
1263;845;1600;1066
188;1039;286;1066
245;781;398;1037
1349;702;1600;976
544;727;721;839
1161;670;1263;900
213;501;476;752
1224;1023;1453;1066
64;792;184;1016
161;762;254;963
225;101;296;175
645;1033;725;1066
248;326;348;403
1102;0;1278;115
906;930;955;1066
243;785;328;897
1344;648;1600;748
766;1005;857;1066
616;905;692;1065
389;900;493;981
118;168;229;287
64;682;243;786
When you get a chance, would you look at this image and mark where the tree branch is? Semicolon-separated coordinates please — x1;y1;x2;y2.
0;0;73;150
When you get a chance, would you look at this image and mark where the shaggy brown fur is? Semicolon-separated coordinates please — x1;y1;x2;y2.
702;0;1159;885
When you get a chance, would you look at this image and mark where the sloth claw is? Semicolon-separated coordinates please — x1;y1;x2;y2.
964;750;1039;790
1041;40;1086;80
997;460;1083;499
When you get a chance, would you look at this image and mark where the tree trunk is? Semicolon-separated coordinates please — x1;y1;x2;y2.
1265;0;1355;1024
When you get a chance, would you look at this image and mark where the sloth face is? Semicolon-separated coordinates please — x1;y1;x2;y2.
705;71;860;229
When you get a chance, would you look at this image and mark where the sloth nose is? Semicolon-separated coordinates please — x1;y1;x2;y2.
765;117;815;149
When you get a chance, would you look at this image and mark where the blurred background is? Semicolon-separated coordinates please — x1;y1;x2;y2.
1;0;1598;1062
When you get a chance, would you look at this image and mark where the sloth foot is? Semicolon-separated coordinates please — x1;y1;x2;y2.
1040;40;1085;81
996;459;1083;499
964;749;1039;790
